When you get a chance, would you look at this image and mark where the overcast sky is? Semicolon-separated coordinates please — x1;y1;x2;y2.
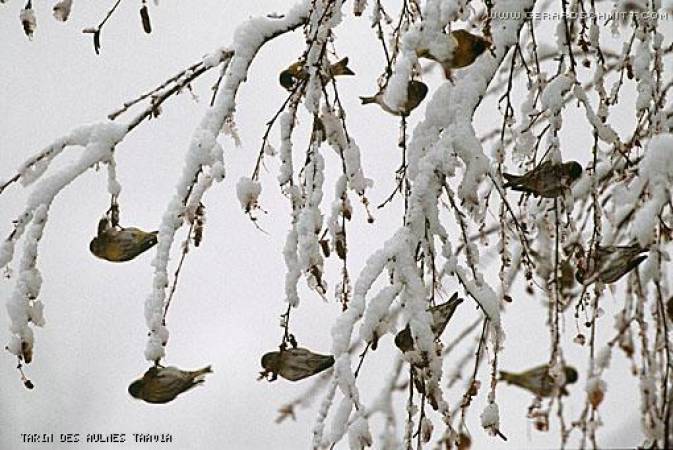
0;1;662;449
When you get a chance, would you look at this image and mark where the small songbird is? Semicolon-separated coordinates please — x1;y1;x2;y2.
90;217;158;262
499;364;578;397
576;244;648;285
260;347;335;382
359;80;428;116
279;57;355;91
128;365;212;404
395;292;463;353
503;160;583;198
417;29;491;78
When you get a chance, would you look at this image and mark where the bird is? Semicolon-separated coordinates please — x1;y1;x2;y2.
499;364;578;397
359;80;428;116
279;57;354;91
503;160;583;198
576;244;648;285
417;29;491;78
128;365;212;404
90;218;158;262
395;292;463;353
260;347;335;382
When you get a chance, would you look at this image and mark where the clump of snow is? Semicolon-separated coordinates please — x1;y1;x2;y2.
541;73;574;121
203;47;232;69
630;134;673;246
277;110;297;187
322;108;372;196
358;285;401;343
236;177;261;212
348;415;372;449
633;35;654;112
481;402;500;434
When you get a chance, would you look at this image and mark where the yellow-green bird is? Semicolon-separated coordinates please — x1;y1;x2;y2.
395;292;463;353
499;364;578;397
503;160;583;198
128;365;212;404
359;80;428;116
90;218;158;262
261;347;335;382
576;244;648;285
279;57;355;91
417;29;491;78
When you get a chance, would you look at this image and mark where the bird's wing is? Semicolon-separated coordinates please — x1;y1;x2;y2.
142;369;199;403
280;349;335;381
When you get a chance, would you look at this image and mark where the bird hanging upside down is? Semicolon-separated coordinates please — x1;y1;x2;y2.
90;217;158;262
576;244;648;285
279;57;355;91
503;160;583;198
500;363;578;397
395;292;463;353
128;365;212;404
260;347;335;382
416;29;492;78
359;80;428;116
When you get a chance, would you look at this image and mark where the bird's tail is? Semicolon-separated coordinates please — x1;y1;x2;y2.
192;365;213;381
198;365;213;375
502;173;520;188
359;96;377;105
331;57;355;76
626;255;648;272
498;371;514;383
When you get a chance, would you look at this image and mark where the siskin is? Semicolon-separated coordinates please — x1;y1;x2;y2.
260;347;335;382
279;57;355;91
395;292;463;353
417;29;491;78
359;80;428;116
499;364;578;397
90;217;158;262
128;365;212;404
503;160;583;198
576;244;648;285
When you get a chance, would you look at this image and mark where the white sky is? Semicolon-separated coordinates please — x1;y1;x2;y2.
0;0;661;449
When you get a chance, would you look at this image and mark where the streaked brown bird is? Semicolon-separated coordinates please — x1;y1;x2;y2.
503;160;583;198
128;365;212;404
395;292;463;353
359;80;428;116
260;347;335;382
576;244;648;285
279;57;355;91
500;364;578;397
417;29;491;78
90;217;158;262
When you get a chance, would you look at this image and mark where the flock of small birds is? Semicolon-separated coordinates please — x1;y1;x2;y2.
87;28;648;404
279;29;492;116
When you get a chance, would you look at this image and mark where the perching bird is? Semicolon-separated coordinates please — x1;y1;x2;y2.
395;293;463;353
90;219;158;262
576;244;648;285
359;80;428;116
279;57;355;91
503;160;583;198
260;347;335;382
499;364;578;397
417;29;491;78
128;365;212;404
